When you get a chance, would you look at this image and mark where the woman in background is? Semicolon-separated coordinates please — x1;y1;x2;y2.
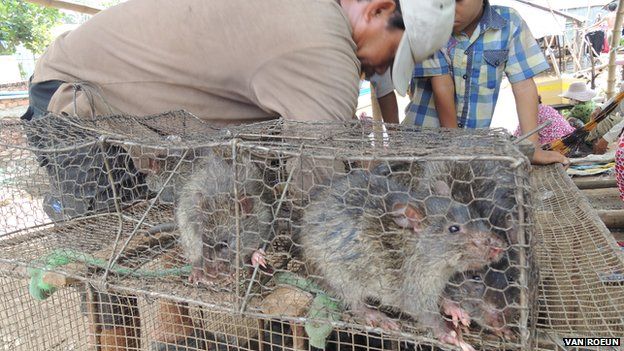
514;96;575;145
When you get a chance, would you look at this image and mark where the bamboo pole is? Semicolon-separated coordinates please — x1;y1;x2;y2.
547;36;561;77
25;0;102;15
606;0;624;99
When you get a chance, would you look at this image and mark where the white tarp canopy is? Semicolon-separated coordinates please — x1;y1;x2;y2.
491;0;568;38
523;0;611;10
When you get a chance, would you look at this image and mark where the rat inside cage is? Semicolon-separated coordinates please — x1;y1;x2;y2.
0;113;537;351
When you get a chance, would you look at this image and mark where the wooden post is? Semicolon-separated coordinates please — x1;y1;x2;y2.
597;210;624;228
606;0;624;99
591;48;596;89
85;286;102;351
547;36;561;77
571;28;584;72
572;176;618;189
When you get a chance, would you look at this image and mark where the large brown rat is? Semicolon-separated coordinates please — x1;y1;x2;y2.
374;159;521;245
299;169;505;351
376;160;523;336
176;150;274;285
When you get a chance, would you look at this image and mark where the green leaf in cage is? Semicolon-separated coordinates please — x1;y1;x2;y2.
305;293;342;349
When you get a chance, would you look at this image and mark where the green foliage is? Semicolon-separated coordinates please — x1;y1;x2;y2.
0;0;62;55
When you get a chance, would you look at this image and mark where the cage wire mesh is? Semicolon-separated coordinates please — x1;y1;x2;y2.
0;112;541;351
530;165;624;350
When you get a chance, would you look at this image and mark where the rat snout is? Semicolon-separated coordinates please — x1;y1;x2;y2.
488;246;504;262
486;306;515;339
483;305;506;331
462;230;507;270
486;235;505;262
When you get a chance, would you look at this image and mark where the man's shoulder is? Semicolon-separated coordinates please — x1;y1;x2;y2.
282;0;346;26
276;0;352;43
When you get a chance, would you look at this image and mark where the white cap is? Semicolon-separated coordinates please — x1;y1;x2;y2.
392;0;455;96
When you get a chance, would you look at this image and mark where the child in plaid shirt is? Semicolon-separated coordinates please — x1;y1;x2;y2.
402;0;566;165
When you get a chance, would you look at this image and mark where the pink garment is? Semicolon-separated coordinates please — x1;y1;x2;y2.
514;104;575;144
602;33;610;54
616;135;624;202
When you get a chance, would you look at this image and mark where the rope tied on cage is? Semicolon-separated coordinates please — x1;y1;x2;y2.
28;249;191;301
274;272;342;349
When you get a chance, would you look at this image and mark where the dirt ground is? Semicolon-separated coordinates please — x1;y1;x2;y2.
0;106;27;120
0;274;88;351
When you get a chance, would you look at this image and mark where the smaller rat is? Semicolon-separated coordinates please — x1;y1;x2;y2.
442;264;519;339
176;150;274;285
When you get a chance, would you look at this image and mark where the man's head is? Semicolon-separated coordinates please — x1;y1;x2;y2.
453;0;485;35
341;0;455;94
343;0;405;77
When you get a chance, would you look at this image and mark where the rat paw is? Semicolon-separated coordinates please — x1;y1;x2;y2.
354;306;399;331
441;299;471;328
188;269;213;285
493;326;515;340
436;328;475;351
251;249;267;268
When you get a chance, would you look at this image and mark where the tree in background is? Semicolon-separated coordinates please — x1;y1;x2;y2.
0;0;62;55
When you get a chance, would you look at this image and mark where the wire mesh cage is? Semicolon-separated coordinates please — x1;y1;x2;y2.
530;166;624;351
0;112;537;351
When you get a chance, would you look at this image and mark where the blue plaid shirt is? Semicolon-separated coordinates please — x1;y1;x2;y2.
403;3;550;129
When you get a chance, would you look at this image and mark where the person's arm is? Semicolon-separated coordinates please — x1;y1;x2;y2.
603;117;624;143
594;117;624;154
586;19;606;32
431;74;457;128
504;9;567;165
377;92;399;124
589;105;602;121
593;137;610;154
589;113;618;145
404;49;452;126
512;78;569;165
513;78;538;137
370;71;399;123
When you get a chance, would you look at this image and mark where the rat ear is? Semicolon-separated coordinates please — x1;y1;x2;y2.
391;203;423;232
432;180;451;196
239;196;254;214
